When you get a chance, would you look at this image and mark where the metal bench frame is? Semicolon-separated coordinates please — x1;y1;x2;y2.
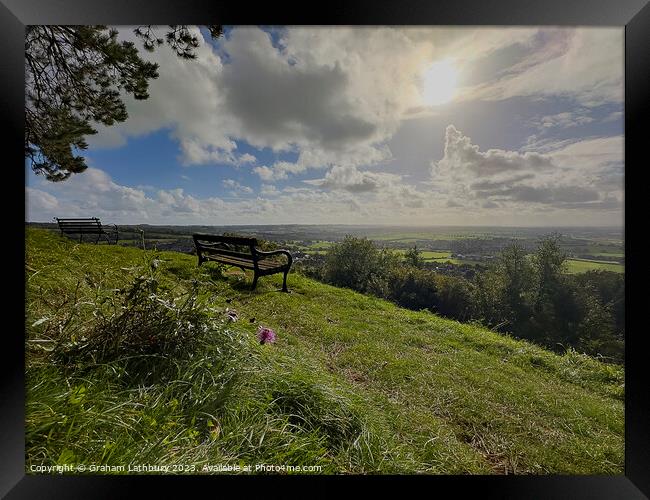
193;233;293;292
54;217;119;244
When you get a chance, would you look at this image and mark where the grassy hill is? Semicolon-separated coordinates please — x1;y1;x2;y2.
25;228;624;474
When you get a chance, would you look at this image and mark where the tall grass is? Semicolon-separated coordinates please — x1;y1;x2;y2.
25;232;405;473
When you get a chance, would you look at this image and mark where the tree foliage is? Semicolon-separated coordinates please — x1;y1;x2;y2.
496;242;534;334
324;236;398;294
403;245;425;269
25;25;223;181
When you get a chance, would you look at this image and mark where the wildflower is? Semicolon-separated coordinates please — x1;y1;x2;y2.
225;309;239;322
257;326;276;344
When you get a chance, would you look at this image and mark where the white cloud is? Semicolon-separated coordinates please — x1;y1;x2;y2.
26;188;59;215
434;124;555;178
27;157;623;226
464;28;623;107
260;184;280;196
536;111;594;129
222;179;253;195
304;165;402;193
430;125;623;213
252;161;307;182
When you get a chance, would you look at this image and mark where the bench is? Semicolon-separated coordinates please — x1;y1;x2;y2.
192;233;293;292
55;217;119;244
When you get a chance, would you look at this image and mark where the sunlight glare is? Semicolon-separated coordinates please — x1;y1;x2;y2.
422;59;458;106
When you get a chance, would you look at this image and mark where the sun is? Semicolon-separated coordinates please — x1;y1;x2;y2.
421;59;458;106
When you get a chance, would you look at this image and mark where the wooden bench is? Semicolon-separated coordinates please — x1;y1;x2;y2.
193;233;293;292
55;217;119;244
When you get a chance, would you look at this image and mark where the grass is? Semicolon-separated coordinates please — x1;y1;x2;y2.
25;228;624;474
565;259;624;274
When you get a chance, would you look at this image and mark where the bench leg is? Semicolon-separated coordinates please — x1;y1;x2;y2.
251;273;259;291
282;269;289;293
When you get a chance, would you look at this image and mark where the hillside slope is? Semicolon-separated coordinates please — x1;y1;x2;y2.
25;229;623;474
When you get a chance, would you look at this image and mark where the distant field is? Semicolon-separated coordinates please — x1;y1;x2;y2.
369;234;473;242
308;241;334;250
430;257;463;265
587;252;624;259
391;250;452;259
299;246;486;267
565;259;624;274
421;251;452;259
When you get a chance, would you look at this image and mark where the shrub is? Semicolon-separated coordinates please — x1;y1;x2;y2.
324;236;398;294
386;266;438;311
431;274;476;321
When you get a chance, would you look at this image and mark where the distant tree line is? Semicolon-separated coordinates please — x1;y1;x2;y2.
299;235;624;364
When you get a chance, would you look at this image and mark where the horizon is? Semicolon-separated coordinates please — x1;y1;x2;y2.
26;26;624;227
27;220;624;230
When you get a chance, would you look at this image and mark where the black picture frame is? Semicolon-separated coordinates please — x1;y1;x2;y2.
4;0;648;497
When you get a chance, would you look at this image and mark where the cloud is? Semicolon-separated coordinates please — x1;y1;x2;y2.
179;139;258;167
430;125;622;212
260;184;280;196
536;110;594;129
27;168;154;220
464;28;623;107
252;161;308;181
602;111;623;123
480;184;600;204
435;125;555;177
26;188;59;214
546;135;624;192
27;156;622;226
222;179;253;195
88;26;423;174
24;167;356;224
304;165;402;193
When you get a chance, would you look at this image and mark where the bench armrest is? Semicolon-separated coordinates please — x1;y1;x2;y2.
254;249;293;267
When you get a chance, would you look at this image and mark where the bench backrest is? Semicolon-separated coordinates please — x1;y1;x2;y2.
55;217;104;234
193;233;258;260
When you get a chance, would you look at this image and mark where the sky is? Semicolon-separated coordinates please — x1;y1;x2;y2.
26;26;624;226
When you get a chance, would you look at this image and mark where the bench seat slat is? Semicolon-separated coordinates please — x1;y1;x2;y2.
201;247;255;260
203;254;286;271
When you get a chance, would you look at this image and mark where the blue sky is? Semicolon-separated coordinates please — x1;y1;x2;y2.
26;26;624;226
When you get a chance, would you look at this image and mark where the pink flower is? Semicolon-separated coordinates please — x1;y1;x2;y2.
257;326;276;344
